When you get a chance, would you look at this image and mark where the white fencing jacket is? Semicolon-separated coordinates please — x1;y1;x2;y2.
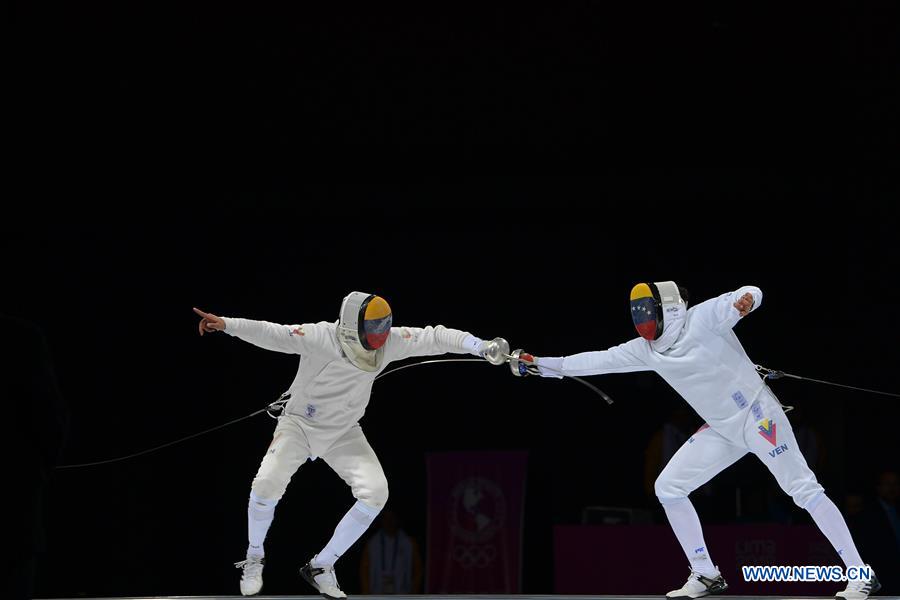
537;286;765;441
223;318;480;454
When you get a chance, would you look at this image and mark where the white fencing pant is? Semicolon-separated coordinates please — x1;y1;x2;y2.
251;416;389;508
654;391;829;574
245;416;388;561
655;391;823;509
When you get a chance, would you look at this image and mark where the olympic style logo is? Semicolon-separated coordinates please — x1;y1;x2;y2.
449;476;507;544
446;477;507;570
451;544;497;569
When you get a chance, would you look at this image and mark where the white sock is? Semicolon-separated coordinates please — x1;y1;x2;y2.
314;500;381;567
247;491;278;558
661;497;719;578
807;494;865;568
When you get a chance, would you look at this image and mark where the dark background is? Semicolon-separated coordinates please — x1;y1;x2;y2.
3;185;899;597
9;1;899;154
7;0;900;596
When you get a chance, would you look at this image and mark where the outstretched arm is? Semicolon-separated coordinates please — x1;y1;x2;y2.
388;325;498;362
515;338;650;379
193;307;327;355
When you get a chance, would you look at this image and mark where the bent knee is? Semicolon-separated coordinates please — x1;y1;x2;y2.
655;474;691;503
357;476;389;509
251;477;287;502
790;481;825;509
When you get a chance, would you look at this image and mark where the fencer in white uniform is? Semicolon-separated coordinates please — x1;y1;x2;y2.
513;282;879;600
194;293;504;598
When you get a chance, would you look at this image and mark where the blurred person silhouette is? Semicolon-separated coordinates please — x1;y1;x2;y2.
845;492;865;518
849;469;900;594
359;509;423;594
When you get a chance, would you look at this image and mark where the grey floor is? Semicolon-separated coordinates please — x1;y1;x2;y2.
37;596;900;600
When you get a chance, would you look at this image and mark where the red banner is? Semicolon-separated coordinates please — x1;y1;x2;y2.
425;451;527;593
555;524;839;595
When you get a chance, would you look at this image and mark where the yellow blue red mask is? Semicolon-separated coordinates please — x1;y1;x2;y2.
630;281;684;341
630;282;663;340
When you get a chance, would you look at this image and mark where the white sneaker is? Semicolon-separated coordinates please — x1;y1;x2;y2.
666;569;728;599
235;555;264;596
300;556;347;600
835;568;881;600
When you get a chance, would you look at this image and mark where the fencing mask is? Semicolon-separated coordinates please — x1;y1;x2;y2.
630;281;686;341
338;292;392;371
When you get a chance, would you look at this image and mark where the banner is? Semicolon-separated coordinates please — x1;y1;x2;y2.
555;524;838;595
426;451;527;593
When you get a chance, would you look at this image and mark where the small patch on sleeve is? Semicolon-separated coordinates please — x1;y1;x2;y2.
750;400;764;421
732;390;748;409
398;328;418;342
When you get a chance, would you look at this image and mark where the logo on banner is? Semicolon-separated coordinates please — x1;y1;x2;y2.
450;477;506;543
758;418;777;446
452;543;497;569
449;477;505;570
736;539;777;567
